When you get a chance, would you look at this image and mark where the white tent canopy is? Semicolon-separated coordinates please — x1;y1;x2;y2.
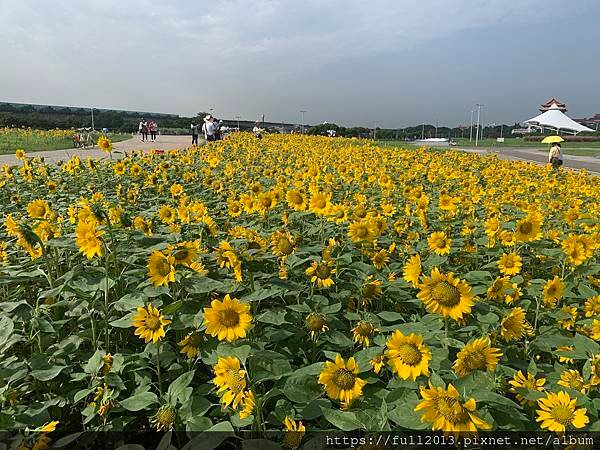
524;105;594;135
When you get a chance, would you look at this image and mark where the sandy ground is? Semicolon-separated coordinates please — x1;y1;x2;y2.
457;146;600;174
0;135;197;165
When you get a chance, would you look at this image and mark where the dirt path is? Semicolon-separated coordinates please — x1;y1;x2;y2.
457;146;600;174
0;135;197;165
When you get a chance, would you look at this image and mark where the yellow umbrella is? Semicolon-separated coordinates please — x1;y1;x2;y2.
541;136;564;144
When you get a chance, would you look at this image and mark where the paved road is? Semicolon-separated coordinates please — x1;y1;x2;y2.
457;146;600;174
0;135;196;165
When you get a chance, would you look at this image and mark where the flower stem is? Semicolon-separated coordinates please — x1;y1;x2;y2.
156;342;163;396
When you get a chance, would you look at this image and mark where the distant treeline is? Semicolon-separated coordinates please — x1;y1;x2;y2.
306;123;529;139
0;103;207;132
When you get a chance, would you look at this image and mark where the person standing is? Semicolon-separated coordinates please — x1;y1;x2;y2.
191;121;199;146
139;118;149;142
548;142;563;169
148;120;158;142
253;121;263;139
202;115;216;141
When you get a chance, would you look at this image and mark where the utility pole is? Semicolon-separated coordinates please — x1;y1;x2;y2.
435;120;438;138
91;108;95;130
235;115;241;131
475;104;483;147
300;110;306;134
421;123;424;140
469;110;474;142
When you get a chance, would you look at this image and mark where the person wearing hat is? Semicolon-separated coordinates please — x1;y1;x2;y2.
202;114;217;141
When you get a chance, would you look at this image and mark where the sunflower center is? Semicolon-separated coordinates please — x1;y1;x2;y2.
145;315;161;331
155;407;175;427
291;193;303;204
332;368;356;390
363;283;378;298
397;343;423;366
435;238;447;248
355;208;367;218
224;369;245;392
156;258;172;276
356;226;368;238
173;249;189;262
518;222;532;234
437;397;469;424
306;314;326;331
315;199;326;209
550;405;574;425
461;350;487;371
356;323;374;336
277;238;293;255
316;263;331;279
218;308;240;327
431;281;461;307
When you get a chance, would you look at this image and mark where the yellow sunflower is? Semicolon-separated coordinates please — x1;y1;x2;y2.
542;276;565;307
270;230;296;257
97;136;113;153
536;391;589;432
402;254;422;288
305;312;328;340
27;199;51;219
286;189;307;211
212;356;247;409
351;321;379;348
497;252;522;276
508;371;545;406
239;390;255;419
499;307;532;341
132;304;171;343
590;354;600;385
318;354;366;406
584;295;600;317
147;251;176;286
158;205;177;224
370;354;385;374
203;294;252;342
306;259;336;288
283;416;306;450
151;405;175;431
178;331;202;359
417;268;475;322
309;191;331;215
453;336;502;377
514;214;542;242
348;220;375;243
558;369;588;394
427;231;451;255
75;220;104;259
385;331;431;380
415;382;491;434
371;248;389;270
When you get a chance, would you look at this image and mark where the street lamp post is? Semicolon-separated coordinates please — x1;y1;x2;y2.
475;104;483;147
469;110;474;142
91;108;95;131
300;110;306;134
235;115;241;131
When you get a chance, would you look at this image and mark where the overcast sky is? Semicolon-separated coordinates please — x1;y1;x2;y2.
1;0;599;127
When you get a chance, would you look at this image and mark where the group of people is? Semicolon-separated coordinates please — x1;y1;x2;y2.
191;115;223;145
138;119;158;142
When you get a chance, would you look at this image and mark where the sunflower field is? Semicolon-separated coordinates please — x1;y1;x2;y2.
0;134;599;448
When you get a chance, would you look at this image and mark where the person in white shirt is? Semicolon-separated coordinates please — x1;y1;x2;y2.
202;115;217;141
253;121;264;139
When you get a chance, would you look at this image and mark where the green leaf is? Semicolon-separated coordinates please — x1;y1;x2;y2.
257;308;288;325
109;312;135;328
84;350;104;375
182;421;234;450
114;293;147;312
283;373;322;404
167;370;195;405
320;407;363;431
119;391;158;411
31;365;67;381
